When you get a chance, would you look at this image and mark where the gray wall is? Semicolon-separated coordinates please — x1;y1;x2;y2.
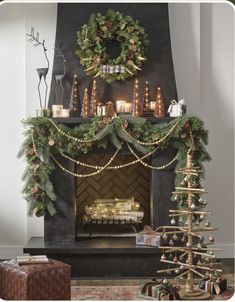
169;2;234;257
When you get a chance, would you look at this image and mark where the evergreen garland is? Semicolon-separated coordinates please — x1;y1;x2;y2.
18;115;210;217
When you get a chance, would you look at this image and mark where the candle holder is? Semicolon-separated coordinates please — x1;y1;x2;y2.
36;108;52;117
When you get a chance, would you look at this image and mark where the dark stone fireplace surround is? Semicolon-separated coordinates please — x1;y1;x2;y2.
24;117;177;278
24;3;179;278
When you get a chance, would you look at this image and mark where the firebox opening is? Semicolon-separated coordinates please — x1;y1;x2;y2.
76;153;151;237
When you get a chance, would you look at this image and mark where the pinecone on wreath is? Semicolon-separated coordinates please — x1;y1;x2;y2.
105;20;113;29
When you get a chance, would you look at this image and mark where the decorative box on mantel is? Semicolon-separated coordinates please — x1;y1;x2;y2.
24;117;177;278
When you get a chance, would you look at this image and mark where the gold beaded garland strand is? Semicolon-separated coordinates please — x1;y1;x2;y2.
55;143;177;176
121;119;181;146
48;118;97;144
31;129;38;155
51;147;120;178
60;144;160;170
127;142;178;170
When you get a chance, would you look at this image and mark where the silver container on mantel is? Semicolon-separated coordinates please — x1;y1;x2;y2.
36;108;52;117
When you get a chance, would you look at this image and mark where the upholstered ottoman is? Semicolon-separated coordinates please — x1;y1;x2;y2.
0;259;71;300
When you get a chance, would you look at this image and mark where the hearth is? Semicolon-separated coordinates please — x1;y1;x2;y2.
24;117;177;278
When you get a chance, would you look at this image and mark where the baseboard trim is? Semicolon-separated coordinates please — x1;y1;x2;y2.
0;246;26;259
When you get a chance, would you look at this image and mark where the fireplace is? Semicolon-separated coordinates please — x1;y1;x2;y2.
76;152;151;237
24;117;177;278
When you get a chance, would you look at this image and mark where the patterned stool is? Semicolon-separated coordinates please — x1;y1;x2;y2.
0;258;71;300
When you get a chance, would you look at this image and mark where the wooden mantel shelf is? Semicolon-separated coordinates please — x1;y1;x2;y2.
52;116;175;125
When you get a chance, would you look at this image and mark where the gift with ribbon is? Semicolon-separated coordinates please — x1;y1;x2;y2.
167;99;186;117
136;225;161;247
141;279;181;300
198;277;227;295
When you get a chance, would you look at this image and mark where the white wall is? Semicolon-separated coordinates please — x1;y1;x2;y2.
0;2;57;258
0;4;27;258
169;2;234;257
25;3;57;238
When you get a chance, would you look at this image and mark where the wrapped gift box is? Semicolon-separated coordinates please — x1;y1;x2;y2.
167;99;186;117
141;279;181;300
198;277;227;295
136;225;161;247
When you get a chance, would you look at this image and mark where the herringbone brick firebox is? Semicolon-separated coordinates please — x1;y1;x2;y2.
76;154;150;235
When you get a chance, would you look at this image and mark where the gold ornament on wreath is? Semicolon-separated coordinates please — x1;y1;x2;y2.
76;9;149;82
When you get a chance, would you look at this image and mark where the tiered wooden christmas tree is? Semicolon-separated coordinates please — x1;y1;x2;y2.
157;149;222;300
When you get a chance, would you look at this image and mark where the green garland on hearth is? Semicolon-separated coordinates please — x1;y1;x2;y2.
18;115;210;217
76;9;149;82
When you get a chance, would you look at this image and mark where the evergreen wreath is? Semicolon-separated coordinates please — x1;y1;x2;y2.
18;115;210;218
76;9;149;82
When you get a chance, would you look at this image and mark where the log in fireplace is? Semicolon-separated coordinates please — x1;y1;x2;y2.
24;117;177;278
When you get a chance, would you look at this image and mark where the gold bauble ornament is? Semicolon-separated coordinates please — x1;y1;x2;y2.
209;235;215;242
162;278;168;284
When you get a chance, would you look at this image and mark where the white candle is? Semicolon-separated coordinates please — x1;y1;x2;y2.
116;100;126;113
124;103;133;113
61;109;70;118
52;109;63;118
52;104;63;111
